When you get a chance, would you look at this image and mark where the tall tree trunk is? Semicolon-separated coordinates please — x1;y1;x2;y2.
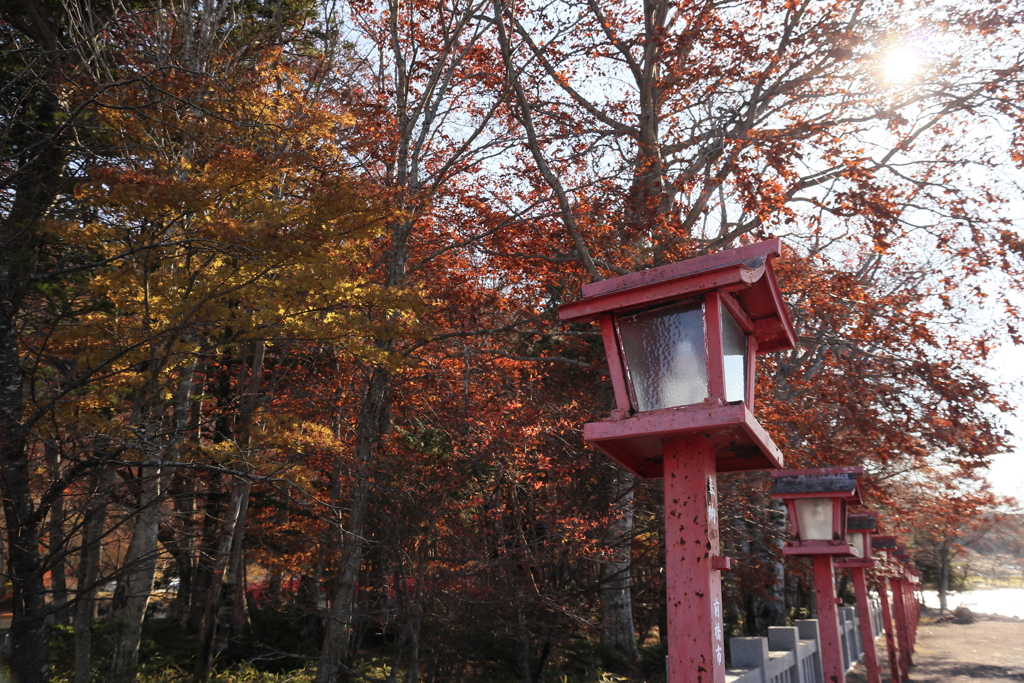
110;359;198;683
46;443;69;625
194;480;249;682
405;625;420;683
316;365;392;683
108;467;166;683
189;479;224;632
938;539;951;614
224;342;264;641
214;481;251;653
0;320;49;683
743;499;787;635
0;35;68;681
74;469;114;683
599;472;638;661
317;202;412;681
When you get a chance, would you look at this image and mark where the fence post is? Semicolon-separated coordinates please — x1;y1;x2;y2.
730;637;769;683
837;606;849;670
769;626;801;682
795;619;823;683
842;605;861;668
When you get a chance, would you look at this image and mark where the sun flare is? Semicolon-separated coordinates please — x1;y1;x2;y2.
881;46;925;83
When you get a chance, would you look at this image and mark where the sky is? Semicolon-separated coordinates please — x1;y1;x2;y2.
985;345;1024;502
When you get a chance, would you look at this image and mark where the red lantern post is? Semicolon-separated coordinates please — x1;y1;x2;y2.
559;240;797;683
770;467;863;683
889;547;915;679
871;535;902;682
907;568;921;646
836;511;882;683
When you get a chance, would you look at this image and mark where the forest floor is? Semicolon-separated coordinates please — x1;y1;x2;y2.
847;607;1024;683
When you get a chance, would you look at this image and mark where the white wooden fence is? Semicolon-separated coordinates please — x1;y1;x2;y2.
726;599;882;683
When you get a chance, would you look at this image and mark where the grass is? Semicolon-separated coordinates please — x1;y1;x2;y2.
47;613;661;683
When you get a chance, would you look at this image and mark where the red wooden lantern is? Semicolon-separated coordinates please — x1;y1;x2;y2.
870;535;904;683
838;510;880;567
838;510;883;683
559;240;797;683
769;466;864;683
769;466;862;556
558;239;797;478
872;535;898;554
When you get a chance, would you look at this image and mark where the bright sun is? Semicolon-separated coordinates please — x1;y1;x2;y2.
881;46;926;83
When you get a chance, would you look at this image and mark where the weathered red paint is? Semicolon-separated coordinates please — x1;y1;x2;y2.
875;576;903;683
582;401;784;478
705;290;727;400
560;241;798;682
811;555;846;683
561;240;796;356
891;576;913;679
598;314;632;413
851;566;882;683
663;435;725;683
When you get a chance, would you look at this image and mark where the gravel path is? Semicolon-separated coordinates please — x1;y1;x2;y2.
848;611;1024;682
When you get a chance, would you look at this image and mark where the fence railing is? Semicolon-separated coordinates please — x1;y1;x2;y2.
726;599;881;683
728;619;823;683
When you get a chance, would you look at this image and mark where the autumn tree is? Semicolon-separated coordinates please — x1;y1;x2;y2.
1;3;126;678
3;2;402;682
883;469;1012;613
5;0;1024;680
486;0;1024;642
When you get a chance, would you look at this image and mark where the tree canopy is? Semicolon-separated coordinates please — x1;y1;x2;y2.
1;0;1022;681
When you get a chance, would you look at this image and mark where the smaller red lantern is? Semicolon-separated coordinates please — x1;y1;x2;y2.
872;535;898;553
770;466;862;556
894;545;910;564
770;467;863;683
870;535;904;683
837;511;879;567
872;535;899;573
839;510;883;683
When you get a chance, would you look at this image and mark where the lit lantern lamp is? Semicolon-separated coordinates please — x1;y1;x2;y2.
770;467;863;683
559;240;797;683
837;511;882;683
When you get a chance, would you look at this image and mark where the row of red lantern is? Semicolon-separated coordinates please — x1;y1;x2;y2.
769;466;921;683
558;240;921;683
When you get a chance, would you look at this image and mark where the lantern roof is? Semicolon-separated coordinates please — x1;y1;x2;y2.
847;511;879;533
872;535;898;551
558;239;798;353
769;466;863;504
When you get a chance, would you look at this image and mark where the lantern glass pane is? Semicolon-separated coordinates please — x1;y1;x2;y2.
846;532;867;558
721;304;747;403
794;498;834;541
617;301;708;412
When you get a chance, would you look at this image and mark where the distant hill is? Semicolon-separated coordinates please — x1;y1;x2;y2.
965;513;1024;557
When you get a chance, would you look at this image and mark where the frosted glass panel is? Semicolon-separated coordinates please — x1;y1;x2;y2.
721;304;747;403
794;498;834;541
847;533;867;558
617;302;708;412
